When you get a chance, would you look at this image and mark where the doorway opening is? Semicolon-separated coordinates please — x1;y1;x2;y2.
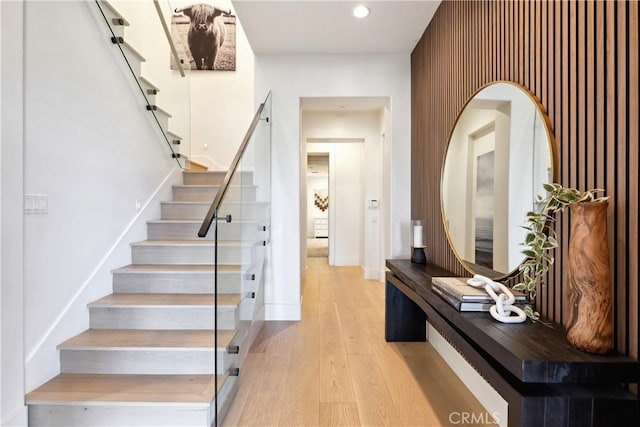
306;154;329;258
299;96;389;281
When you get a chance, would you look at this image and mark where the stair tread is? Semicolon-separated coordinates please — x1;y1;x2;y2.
166;130;181;140
161;201;267;205
26;373;224;404
186;160;209;171
131;239;253;246
172;184;257;188
99;1;130;26
151;104;172;118
120;41;146;63
147;219;259;224
58;329;236;350
183;171;227;177
138;76;159;91
89;293;241;307
112;264;243;273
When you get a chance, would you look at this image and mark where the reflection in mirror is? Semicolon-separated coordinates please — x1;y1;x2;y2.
441;82;555;279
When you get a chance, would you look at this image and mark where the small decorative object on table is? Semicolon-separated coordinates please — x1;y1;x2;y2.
411;246;426;264
467;275;527;323
411;220;426;264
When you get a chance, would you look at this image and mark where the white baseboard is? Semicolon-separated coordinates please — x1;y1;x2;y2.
428;324;507;427
362;267;381;280
265;303;301;321
2;405;28;427
333;257;361;266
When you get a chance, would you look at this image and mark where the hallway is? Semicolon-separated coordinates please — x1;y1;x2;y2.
223;258;490;426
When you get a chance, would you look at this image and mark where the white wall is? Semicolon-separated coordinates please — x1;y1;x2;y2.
21;0;181;393
254;54;412;320
1;1;27;424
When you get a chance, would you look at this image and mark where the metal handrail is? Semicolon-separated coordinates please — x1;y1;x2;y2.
152;0;185;77
197;98;268;237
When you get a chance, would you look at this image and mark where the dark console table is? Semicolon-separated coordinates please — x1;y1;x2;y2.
385;259;640;427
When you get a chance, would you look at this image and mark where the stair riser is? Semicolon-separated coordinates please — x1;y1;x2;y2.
120;47;143;81
160;202;268;221
213;375;238;426
138;81;158;106
147;222;262;241
112;272;242;294
151;109;170;132
28;403;209;427
60;349;233;375
108;25;125;39
239;298;256;321
183;171;254;186
131;244;252;265
89;306;237;330
172;186;256;202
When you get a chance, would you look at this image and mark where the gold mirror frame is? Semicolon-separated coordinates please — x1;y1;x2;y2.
440;81;558;280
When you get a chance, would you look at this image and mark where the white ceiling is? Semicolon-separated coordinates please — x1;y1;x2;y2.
231;0;441;55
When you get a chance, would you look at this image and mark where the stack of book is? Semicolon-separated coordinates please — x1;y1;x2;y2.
431;277;528;312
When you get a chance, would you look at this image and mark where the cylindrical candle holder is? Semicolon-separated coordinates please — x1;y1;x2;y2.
411;246;427;264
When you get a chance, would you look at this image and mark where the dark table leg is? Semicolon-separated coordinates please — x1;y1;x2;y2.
385;280;426;341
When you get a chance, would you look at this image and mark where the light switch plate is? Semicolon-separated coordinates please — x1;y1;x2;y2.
24;194;48;214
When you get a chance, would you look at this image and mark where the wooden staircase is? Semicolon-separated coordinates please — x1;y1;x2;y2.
26;170;264;426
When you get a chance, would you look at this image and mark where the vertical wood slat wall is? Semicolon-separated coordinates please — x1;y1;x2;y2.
411;0;639;359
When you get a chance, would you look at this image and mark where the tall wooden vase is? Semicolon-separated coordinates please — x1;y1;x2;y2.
566;202;613;354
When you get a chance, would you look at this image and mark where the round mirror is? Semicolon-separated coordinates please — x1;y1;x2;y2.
441;81;557;279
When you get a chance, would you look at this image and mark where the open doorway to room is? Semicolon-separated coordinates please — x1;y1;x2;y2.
300;97;389;281
306;154;329;258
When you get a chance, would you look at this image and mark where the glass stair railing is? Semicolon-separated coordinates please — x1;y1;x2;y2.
198;92;272;425
92;0;191;168
93;1;272;423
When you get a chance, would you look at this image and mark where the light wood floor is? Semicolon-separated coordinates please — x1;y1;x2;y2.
223;258;492;427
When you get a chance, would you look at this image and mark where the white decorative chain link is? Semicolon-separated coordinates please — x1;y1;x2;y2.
466;275;526;323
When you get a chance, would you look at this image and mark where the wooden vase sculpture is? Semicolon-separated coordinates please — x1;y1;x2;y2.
566;202;613;354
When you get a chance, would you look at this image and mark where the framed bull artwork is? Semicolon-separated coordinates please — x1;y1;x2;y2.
171;2;236;71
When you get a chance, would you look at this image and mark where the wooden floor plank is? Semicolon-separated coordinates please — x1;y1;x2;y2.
319;402;362;427
278;327;321;426
348;354;398;427
221;353;265;426
319;354;357;404
368;340;439;426
331;268;373;356
319;302;347;356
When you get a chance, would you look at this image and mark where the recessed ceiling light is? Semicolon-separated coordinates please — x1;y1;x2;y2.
353;5;370;18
